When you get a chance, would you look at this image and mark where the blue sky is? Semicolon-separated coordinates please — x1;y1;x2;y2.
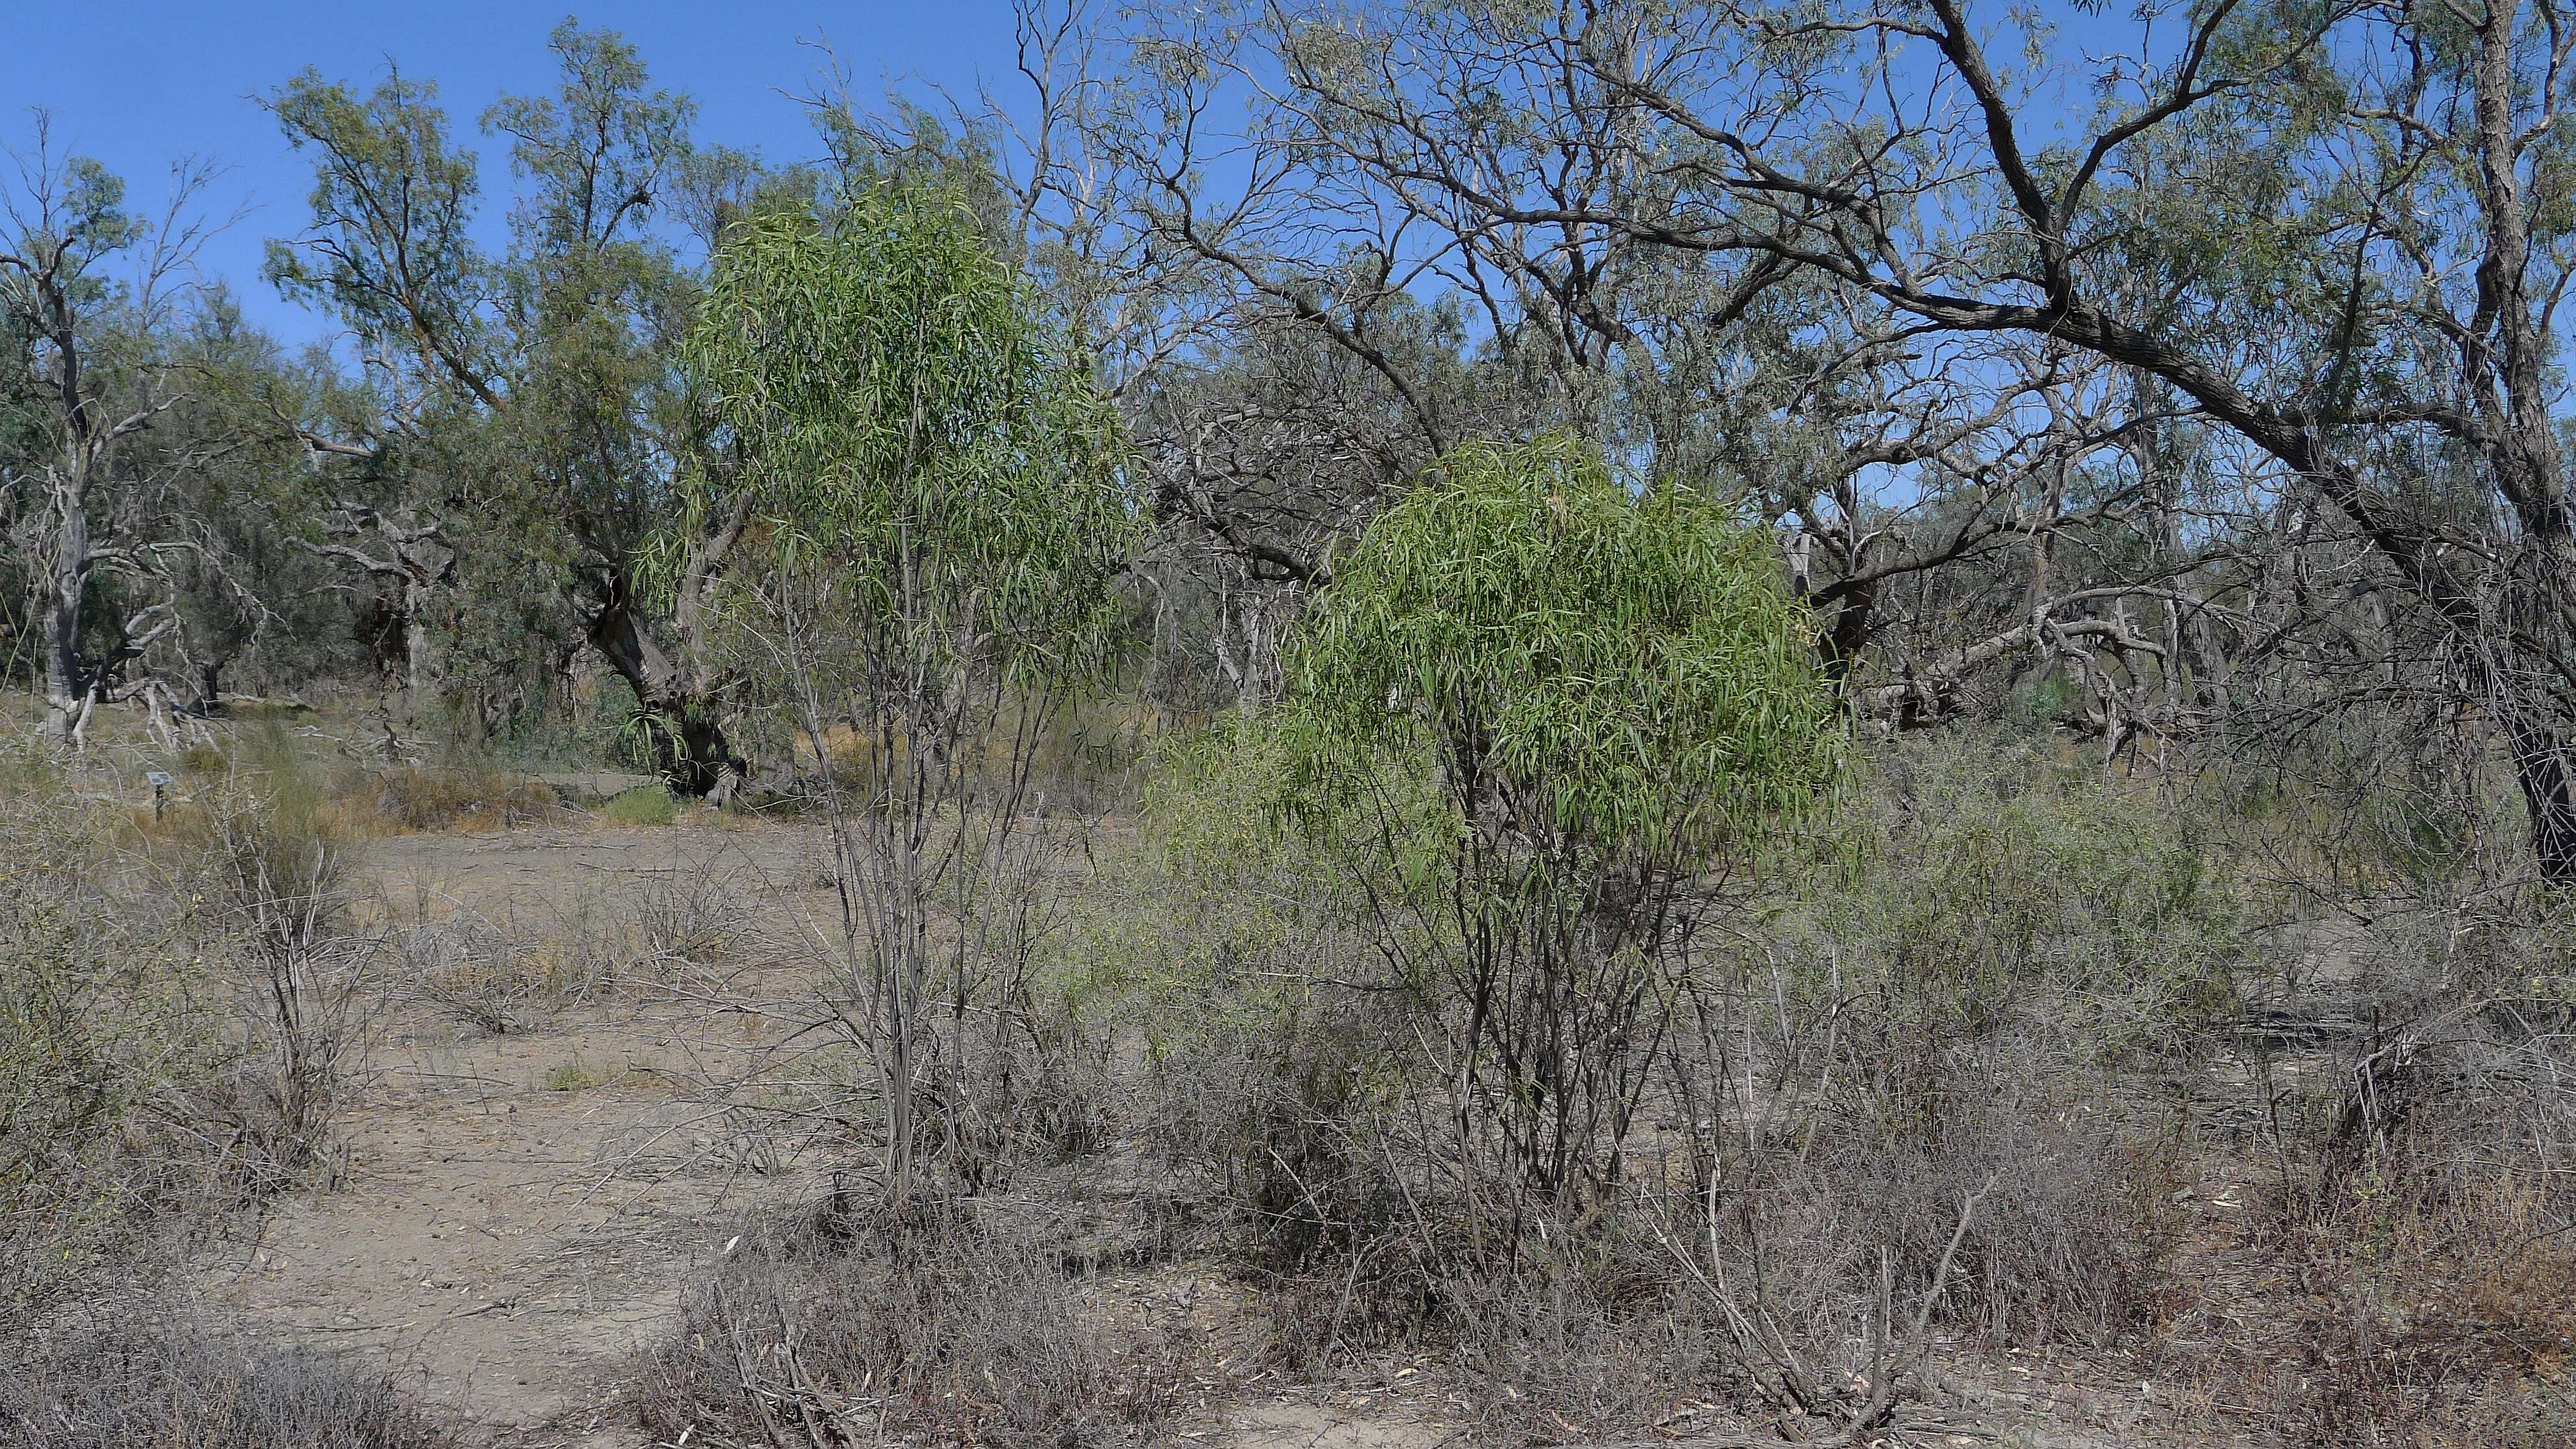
2;2;1032;346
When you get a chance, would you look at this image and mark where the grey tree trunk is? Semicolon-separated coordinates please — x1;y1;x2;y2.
37;471;88;741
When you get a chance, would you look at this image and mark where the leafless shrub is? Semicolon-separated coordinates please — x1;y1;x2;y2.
628;858;779;985
528;887;626;1002
632;1198;1182;1447
173;787;378;1195
1;1315;440;1448
394;904;539;1036
1783;1062;2178;1346
2166;986;2576;1445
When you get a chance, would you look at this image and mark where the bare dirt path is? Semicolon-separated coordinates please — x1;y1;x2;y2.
202;1043;741;1440
199;822;829;1445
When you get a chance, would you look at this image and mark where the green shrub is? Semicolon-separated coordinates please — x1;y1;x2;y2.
543;1058;599;1092
602;785;680;827
1765;734;2240;1080
1270;434;1840;1210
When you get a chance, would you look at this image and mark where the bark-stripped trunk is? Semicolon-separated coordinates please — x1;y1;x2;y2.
32;256;98;742
38;462;88;740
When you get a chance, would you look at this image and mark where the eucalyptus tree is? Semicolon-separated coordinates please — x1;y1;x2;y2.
785;3;1361;708
106;295;362;721
1274;0;2576;878
262;60;494;708
1278;434;1840;1238
1;116;229;741
266;23;763;782
676;181;1136;1211
1011;1;2186;734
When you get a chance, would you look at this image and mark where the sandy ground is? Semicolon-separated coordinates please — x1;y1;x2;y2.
190;819;1472;1447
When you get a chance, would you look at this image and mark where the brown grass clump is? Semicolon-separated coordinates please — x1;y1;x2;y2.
395;904;547;1035
2158;1054;2576;1446
1;755;222;1318
352;762;562;834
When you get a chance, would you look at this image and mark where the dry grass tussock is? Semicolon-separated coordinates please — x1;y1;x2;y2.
147;721;565;838
2155;1000;2576;1444
4;755;380;1286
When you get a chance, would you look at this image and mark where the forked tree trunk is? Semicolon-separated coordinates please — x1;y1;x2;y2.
587;580;741;799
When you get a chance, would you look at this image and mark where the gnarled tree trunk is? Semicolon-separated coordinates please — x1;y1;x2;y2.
586;573;740;800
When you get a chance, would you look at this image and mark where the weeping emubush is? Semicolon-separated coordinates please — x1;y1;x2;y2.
1274;434;1840;1237
661;181;1137;1212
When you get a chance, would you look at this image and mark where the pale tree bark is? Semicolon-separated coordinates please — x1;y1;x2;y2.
2;122;214;742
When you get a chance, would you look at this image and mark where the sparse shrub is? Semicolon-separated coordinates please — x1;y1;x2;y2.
2166;967;2576;1446
601;784;678;827
0;754;218;1317
396;906;541;1035
1;1315;440;1448
627;856;765;971
1765;736;2240;1108
524;888;624;1000
176;739;228;776
543;1058;599;1092
634;1200;1179;1446
1431;1239;1737;1437
1272;434;1840;1227
1765;1067;2178;1348
170;786;374;1195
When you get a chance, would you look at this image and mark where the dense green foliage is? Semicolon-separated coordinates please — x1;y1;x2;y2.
671;182;1135;686
1770;738;2240;1061
1282;434;1840;873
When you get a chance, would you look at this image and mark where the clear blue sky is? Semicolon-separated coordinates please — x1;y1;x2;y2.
3;1;1030;346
